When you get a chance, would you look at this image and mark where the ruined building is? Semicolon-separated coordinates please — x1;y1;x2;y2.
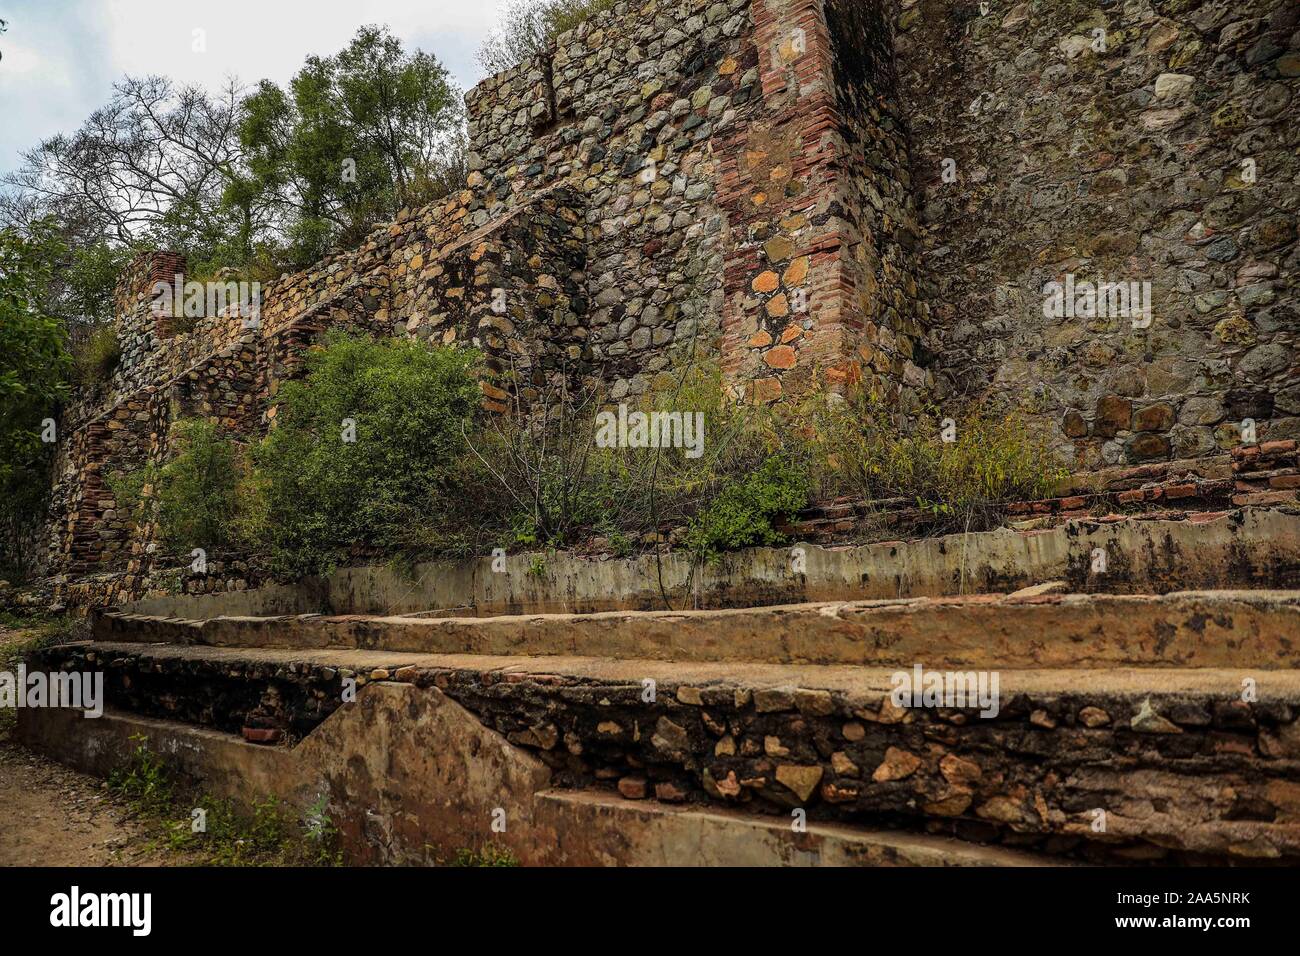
42;0;1298;603
17;0;1300;867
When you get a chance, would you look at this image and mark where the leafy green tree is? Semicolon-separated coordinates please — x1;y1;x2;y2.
248;334;481;573
62;240;133;327
0;223;72;579
239;26;465;266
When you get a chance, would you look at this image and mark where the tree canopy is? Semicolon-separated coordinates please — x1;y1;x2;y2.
239;25;465;265
0;222;72;578
0;24;466;284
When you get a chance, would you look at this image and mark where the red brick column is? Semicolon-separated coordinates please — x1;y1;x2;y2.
717;0;861;403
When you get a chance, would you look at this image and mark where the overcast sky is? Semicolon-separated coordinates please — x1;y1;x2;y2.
0;0;509;179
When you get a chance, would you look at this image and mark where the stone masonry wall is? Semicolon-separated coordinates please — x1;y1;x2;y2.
45;183;590;591
33;639;1300;863
465;0;931;404
467;0;755;400
895;0;1299;466
39;0;1298;597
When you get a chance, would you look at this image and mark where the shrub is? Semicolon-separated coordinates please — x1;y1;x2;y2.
108;734;176;817
465;370;617;548
682;454;812;561
248;334;482;574
109;419;247;554
155;419;247;550
465;353;810;554
802;386;1068;532
72;322;121;385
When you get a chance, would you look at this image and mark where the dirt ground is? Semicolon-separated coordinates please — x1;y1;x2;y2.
0;621;173;867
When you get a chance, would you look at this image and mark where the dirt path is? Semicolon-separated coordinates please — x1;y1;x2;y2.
0;741;173;866
0;622;174;867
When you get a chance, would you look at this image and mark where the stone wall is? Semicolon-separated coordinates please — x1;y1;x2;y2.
37;0;1298;599
465;0;934;404
44;183;590;591
468;0;754;400
895;0;1299;467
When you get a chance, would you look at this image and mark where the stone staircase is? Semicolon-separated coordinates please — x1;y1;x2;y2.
21;577;1300;866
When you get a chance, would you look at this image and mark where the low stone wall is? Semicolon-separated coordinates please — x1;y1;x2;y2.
23;643;1300;863
99;507;1300;619
18;683;1049;866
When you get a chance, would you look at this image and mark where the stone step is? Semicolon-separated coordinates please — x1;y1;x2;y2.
26;639;1300;863
94;588;1300;669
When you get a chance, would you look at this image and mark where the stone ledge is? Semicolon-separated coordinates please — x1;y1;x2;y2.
91;588;1300;669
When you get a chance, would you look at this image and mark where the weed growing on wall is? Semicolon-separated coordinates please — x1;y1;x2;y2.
467;353;815;557
449;845;519;866
801;386;1068;533
682;455;812;562
109;734;342;866
72;322;121;386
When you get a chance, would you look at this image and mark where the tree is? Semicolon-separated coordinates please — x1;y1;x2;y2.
1;76;248;257
0;223;72;579
239;25;465;266
478;0;616;75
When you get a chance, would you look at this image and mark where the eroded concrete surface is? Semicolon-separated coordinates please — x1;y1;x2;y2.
119;509;1300;618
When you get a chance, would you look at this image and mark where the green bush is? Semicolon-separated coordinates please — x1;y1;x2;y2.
157;419;246;550
248;334;482;574
110;419;246;554
682;454;812;562
465;353;818;560
0;222;71;581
